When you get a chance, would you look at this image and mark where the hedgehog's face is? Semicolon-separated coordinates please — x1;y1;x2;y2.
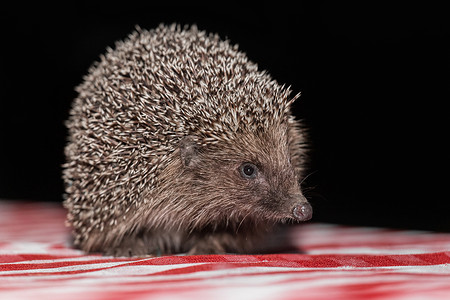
178;130;312;224
234;160;312;222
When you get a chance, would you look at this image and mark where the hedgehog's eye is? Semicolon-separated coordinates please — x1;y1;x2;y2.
239;163;258;179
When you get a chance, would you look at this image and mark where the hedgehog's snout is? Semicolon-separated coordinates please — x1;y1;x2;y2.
292;202;313;221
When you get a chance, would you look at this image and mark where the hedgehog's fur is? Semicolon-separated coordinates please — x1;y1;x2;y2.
63;24;311;256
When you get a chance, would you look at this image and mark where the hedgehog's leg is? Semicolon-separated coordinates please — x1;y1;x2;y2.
184;231;257;255
103;234;149;257
184;234;227;255
104;231;187;257
182;227;301;255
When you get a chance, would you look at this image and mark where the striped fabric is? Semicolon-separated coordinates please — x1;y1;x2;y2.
1;201;449;299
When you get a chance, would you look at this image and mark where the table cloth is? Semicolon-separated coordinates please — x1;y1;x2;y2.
1;200;449;299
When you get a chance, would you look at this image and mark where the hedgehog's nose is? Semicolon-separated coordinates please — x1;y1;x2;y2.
292;202;313;221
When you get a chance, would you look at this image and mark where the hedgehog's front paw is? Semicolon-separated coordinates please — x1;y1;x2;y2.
104;237;150;257
186;235;228;255
187;243;226;255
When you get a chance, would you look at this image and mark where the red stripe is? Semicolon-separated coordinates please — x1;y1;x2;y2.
0;257;142;271
1;252;448;278
1;251;449;267
1;270;449;297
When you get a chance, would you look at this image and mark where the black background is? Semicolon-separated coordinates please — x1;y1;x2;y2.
1;2;448;231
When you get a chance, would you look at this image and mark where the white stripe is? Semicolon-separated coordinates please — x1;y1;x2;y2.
0;259;207;276
1;262;449;280
1;267;449;300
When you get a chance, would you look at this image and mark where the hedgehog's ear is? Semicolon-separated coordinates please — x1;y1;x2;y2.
179;135;200;167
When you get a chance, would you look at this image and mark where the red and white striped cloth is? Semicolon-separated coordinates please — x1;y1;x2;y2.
1;200;449;300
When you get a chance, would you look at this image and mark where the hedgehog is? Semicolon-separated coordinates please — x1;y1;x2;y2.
63;24;312;257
